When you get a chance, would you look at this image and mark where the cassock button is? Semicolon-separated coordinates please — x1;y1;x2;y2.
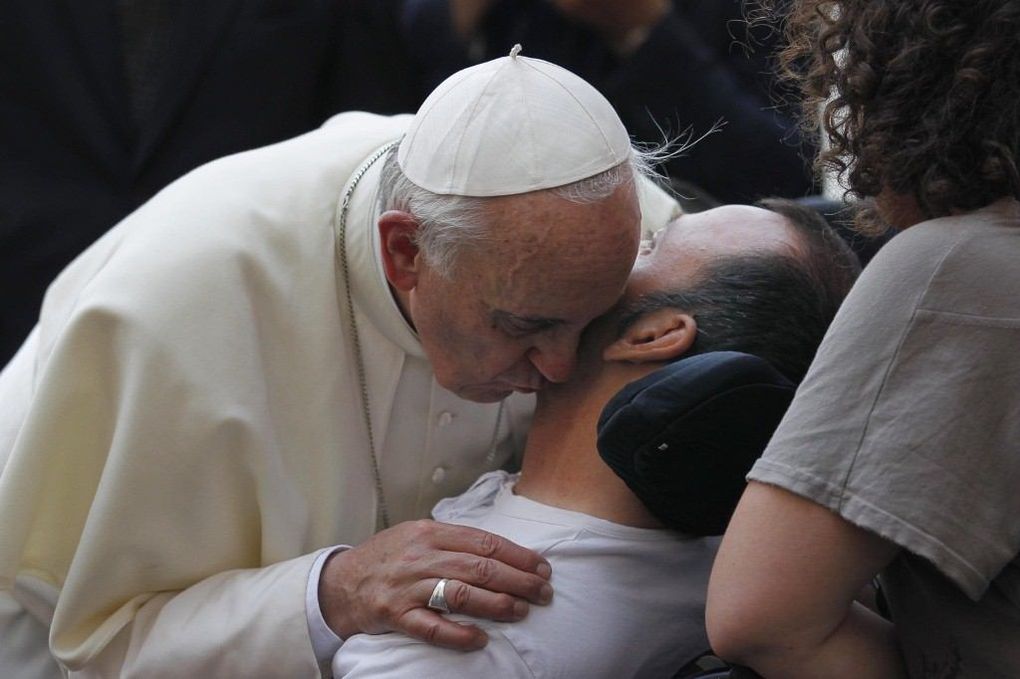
431;466;447;484
437;411;455;427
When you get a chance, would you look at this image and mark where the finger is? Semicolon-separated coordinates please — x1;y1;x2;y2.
398;607;488;651
425;578;530;622
428;523;552;579
431;552;554;605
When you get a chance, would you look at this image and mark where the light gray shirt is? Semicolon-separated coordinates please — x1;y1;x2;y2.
334;471;720;678
750;199;1020;678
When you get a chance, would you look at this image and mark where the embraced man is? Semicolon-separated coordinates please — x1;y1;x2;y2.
0;51;677;677
333;200;860;677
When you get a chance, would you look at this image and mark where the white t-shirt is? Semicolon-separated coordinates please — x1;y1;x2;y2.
334;470;720;678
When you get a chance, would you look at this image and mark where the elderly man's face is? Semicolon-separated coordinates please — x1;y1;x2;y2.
409;182;641;403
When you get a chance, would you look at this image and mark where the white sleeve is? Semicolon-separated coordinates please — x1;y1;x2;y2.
333;628;536;679
66;553;322;678
0;252;344;678
306;546;348;671
0;326;38;473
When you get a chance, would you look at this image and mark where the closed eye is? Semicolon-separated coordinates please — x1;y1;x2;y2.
491;310;564;337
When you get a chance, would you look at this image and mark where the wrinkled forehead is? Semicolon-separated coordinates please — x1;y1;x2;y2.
491;235;638;321
466;188;641;317
481;181;641;244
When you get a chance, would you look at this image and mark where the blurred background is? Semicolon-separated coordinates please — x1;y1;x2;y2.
0;0;876;366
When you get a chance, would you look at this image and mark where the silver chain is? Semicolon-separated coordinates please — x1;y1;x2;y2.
334;141;505;530
335;141;399;529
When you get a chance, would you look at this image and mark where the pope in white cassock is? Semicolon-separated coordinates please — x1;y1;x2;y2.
0;47;677;677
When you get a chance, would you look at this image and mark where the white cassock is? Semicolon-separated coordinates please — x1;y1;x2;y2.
0;112;678;678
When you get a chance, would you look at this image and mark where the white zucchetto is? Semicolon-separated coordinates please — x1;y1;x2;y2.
397;44;632;197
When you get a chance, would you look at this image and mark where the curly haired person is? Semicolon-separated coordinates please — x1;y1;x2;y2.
707;2;1020;677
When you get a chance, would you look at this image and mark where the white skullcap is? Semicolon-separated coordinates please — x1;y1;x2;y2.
397;44;632;197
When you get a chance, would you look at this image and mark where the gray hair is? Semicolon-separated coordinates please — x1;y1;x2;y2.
377;145;663;277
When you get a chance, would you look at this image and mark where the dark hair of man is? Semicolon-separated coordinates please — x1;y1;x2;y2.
759;0;1020;234
758;197;860;317
615;199;860;383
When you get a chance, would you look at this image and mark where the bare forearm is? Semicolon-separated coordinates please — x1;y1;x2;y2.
730;603;905;679
708;483;906;679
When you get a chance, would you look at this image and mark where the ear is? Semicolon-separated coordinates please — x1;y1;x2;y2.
602;309;697;364
377;210;422;291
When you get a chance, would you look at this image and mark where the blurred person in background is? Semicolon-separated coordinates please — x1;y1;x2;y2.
399;0;816;206
0;0;416;364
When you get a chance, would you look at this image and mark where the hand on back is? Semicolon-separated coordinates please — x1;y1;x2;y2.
320;519;553;649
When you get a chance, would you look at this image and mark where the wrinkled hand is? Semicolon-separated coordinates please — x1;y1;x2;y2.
319;520;553;650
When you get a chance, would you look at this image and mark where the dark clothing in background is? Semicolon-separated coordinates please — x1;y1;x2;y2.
0;0;416;364
400;0;815;205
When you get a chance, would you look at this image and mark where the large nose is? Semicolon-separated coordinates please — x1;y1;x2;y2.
526;338;579;384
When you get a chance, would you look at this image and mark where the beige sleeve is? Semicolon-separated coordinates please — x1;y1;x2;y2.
70;554;321;679
0;327;38;474
0;273;325;678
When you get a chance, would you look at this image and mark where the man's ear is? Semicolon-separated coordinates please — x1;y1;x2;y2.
378;210;422;291
602;309;697;363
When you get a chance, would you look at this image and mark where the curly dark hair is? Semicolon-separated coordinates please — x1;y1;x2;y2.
759;0;1020;233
